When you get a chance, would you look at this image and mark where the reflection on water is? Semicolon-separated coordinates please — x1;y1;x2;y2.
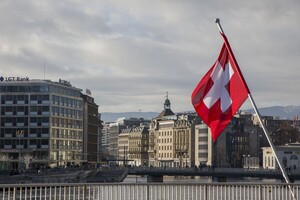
123;175;295;184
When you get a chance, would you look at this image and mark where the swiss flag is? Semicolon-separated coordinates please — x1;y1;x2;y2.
191;33;250;141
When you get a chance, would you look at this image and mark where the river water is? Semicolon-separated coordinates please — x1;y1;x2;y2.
123;175;284;183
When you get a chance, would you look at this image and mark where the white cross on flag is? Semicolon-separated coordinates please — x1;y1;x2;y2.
191;33;250;141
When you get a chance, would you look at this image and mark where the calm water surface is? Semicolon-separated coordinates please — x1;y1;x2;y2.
123;175;285;183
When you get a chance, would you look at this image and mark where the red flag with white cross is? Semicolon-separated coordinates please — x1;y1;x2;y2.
191;33;250;141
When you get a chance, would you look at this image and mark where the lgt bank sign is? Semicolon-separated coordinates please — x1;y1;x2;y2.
0;76;30;82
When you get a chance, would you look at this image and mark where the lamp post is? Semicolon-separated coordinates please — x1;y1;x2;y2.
185;149;188;167
0;154;9;170
16;130;24;170
176;149;184;168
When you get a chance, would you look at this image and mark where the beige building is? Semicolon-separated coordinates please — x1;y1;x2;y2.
148;97;175;167
156;117;177;167
148;96;200;167
148;123;156;167
173;114;199;167
128;125;149;166
117;128;130;166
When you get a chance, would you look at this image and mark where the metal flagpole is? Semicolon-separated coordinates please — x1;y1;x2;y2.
248;94;296;199
215;18;296;199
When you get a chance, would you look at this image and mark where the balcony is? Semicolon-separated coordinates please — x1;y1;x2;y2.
4;134;12;137
17;112;25;116
16;133;24;138
17;100;25;104
42;100;50;104
29;134;37;138
5;101;13;104
41;134;49;138
30;100;38;104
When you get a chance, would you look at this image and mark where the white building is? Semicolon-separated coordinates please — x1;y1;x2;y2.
262;144;300;170
195;124;211;166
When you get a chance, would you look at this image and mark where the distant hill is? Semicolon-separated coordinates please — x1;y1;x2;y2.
100;112;159;122
100;106;300;122
244;105;300;120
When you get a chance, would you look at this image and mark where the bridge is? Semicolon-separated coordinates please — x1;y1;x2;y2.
128;167;300;182
0;182;298;200
1;167;300;199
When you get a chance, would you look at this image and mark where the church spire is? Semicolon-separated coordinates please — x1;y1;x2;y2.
157;92;175;119
164;91;171;110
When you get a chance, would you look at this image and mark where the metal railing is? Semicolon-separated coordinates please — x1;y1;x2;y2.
0;182;299;200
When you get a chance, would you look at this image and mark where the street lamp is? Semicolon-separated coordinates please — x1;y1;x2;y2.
16;130;24;170
0;154;9;170
176;149;184;168
185;149;188;167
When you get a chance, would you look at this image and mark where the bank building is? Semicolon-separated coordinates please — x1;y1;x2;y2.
0;77;99;170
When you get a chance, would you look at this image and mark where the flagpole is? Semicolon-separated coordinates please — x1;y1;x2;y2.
215;18;225;35
248;93;292;183
248;94;296;200
215;18;296;199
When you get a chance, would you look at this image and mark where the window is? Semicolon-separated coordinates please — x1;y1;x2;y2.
11;86;18;92
19;86;30;92
199;128;208;134
30;106;38;112
42;117;49;123
41;128;49;134
17;118;24;123
30;117;37;123
5;106;13;112
31;86;40;92
42;106;49;112
40;84;49;92
30;140;37;145
5;140;12;145
6;86;12;92
41;139;48;145
6;95;13;101
30;95;38;101
198;153;208;158
42;95;49;100
5;118;12;123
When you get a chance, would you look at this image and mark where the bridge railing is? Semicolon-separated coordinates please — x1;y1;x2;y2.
0;182;299;200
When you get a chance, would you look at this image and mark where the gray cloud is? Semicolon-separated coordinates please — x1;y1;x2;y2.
0;0;300;112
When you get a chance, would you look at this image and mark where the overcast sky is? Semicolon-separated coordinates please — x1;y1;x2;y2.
0;1;299;113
